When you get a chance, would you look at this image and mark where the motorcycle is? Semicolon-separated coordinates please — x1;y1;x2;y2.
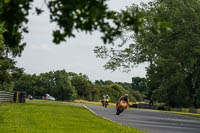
116;100;128;115
101;99;109;108
101;99;105;107
104;99;109;108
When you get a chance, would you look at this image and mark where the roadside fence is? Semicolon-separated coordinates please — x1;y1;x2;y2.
0;91;14;102
0;91;26;103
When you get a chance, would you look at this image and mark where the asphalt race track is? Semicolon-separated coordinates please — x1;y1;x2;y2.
85;105;200;133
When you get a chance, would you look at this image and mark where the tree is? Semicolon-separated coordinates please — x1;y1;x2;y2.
0;0;144;50
94;0;200;107
132;77;146;93
0;0;33;91
14;70;77;100
14;73;37;95
0;20;24;91
99;83;128;102
0;0;33;57
52;70;77;100
116;82;132;90
129;90;145;102
70;73;95;101
0;24;13;91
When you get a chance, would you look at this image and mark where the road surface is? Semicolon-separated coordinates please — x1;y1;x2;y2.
85;105;200;133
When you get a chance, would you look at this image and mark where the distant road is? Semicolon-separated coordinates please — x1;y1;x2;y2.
86;105;200;133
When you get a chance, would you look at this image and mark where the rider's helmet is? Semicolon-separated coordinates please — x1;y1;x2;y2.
106;94;108;97
125;94;129;98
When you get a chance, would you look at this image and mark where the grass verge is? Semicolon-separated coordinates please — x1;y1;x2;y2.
0;100;145;133
72;100;116;107
158;110;200;119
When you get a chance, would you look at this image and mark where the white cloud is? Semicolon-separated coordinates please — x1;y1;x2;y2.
30;44;56;53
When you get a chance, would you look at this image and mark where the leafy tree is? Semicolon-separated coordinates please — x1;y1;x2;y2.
94;0;200;107
99;83;128;102
0;0;33;57
14;74;37;95
0;0;144;49
14;70;77;101
52;70;77;100
116;82;132;91
0;20;23;91
70;73;95;101
0;0;33;91
0;23;13;91
196;87;200;108
94;80;113;86
94;80;144;102
94;79;105;86
132;77;146;93
129;90;145;102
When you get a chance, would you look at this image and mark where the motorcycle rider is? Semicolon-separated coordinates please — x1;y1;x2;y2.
101;95;105;106
117;94;130;106
104;94;110;107
105;94;110;102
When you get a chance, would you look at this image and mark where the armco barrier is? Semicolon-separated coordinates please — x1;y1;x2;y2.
132;104;200;114
132;103;159;110
0;91;14;102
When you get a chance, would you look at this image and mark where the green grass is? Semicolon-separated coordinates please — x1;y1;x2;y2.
0;101;145;133
155;109;200;119
72;100;117;108
163;111;200;118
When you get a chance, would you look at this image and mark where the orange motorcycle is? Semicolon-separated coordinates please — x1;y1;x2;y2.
116;100;128;115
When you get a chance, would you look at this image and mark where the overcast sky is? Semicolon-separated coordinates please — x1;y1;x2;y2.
16;0;151;83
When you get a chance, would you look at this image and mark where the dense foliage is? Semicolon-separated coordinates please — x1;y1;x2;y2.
14;70;77;101
14;70;144;102
0;0;33;91
132;77;146;93
95;0;200;108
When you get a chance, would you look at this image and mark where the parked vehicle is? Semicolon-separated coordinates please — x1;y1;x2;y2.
116;100;128;115
48;96;55;101
45;94;55;101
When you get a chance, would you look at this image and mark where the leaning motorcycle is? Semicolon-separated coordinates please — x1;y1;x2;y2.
116;100;128;115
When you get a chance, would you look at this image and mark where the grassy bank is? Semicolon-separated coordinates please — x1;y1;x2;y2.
158;110;200;119
73;99;116;107
0;101;145;133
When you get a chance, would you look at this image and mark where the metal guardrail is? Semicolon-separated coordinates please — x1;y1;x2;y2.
0;91;14;102
132;103;200;113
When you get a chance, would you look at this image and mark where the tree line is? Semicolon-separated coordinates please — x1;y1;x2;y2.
14;69;145;103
